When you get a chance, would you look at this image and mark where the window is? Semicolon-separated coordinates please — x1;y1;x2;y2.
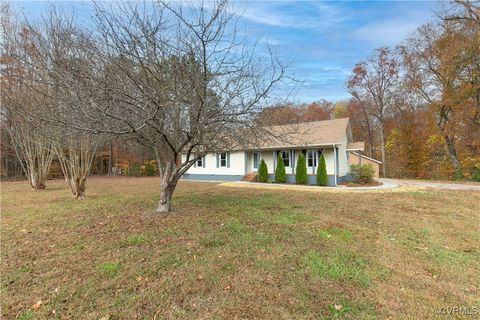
253;152;259;169
280;150;290;167
197;157;204;167
220;153;227;167
307;150;317;167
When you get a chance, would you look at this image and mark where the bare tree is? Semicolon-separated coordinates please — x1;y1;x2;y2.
1;4;55;189
53;135;97;199
6;120;54;189
346;47;399;176
26;1;285;212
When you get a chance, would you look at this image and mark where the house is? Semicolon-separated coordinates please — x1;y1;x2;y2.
182;118;379;186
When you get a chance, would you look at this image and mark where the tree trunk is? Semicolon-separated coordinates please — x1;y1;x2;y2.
65;173;87;199
156;179;175;213
443;134;463;178
379;125;386;177
30;171;46;190
108;142;113;176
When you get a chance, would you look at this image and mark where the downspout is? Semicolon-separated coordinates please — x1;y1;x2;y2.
333;144;337;186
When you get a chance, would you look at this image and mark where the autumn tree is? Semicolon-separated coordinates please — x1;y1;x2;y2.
347;47;399;177
400;21;472;178
256;100;333;126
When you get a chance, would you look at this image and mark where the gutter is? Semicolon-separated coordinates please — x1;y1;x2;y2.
352;152;382;164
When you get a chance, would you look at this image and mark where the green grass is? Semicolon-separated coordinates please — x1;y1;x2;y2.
398;227;432;249
158;254;184;269
1;177;479;319
303;250;372;286
121;234;147;246
16;310;34;320
318;226;353;242
428;247;479;267
97;261;121;277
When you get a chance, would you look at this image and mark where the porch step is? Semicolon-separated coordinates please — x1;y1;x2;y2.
241;173;257;182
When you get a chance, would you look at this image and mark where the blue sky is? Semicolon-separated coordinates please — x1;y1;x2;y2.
12;1;443;102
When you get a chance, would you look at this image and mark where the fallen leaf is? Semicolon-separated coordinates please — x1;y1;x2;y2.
334;304;342;311
32;300;42;310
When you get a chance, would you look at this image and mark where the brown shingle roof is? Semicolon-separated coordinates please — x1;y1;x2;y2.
346;141;365;151
247;118;351;150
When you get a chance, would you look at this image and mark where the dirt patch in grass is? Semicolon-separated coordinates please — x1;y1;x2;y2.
340;180;383;187
1;177;479;319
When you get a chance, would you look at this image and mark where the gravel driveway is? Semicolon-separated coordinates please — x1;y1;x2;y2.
379;178;480;191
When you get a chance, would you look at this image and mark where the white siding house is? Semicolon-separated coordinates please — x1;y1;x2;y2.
182;118;372;186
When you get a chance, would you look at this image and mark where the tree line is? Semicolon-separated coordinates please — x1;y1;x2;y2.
1;1;288;212
1;0;478;215
258;1;480;181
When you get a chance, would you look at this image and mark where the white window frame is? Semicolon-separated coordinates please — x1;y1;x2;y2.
220;152;228;167
197;157;204;167
281;150;290;167
307;150;317;167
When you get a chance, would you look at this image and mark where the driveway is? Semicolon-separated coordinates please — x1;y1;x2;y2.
379;178;480;191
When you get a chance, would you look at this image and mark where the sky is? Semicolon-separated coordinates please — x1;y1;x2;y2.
11;0;444;102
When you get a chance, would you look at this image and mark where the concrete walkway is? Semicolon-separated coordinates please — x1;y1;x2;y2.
379;178;480;191
219;180;403;193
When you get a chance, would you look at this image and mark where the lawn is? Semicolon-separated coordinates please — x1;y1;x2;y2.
1;177;479;319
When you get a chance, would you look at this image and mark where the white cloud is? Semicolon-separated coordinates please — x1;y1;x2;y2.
350;15;433;47
233;1;344;29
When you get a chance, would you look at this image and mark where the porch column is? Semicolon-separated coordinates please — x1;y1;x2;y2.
273;150;276;174
244;152;248;174
333;145;337;186
291;149;295;174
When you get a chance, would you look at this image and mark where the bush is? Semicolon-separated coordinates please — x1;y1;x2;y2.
258;159;269;182
453;168;464;180
128;162;141;176
470;167;480;182
295;153;308;184
144;162;156;176
349;163;374;184
275;152;286;183
316;154;328;186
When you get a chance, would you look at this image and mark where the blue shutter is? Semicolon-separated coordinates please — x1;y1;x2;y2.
216;153;219;168
227;153;230;168
202;156;205;168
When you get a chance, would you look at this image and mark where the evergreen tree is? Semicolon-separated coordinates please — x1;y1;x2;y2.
295;153;308;184
258;159;269;182
316;153;328;186
275;152;286;183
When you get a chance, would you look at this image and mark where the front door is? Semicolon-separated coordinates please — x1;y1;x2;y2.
252;152;259;172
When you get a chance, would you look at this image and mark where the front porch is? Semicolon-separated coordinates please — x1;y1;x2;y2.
243;147;343;186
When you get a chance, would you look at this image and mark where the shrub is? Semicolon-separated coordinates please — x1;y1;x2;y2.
316;154;328;186
258;159;269;182
470;167;480;182
350;163;374;184
144;162;156;176
295;153;308;184
453;168;464;180
128;162;141;176
275;152;286;183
